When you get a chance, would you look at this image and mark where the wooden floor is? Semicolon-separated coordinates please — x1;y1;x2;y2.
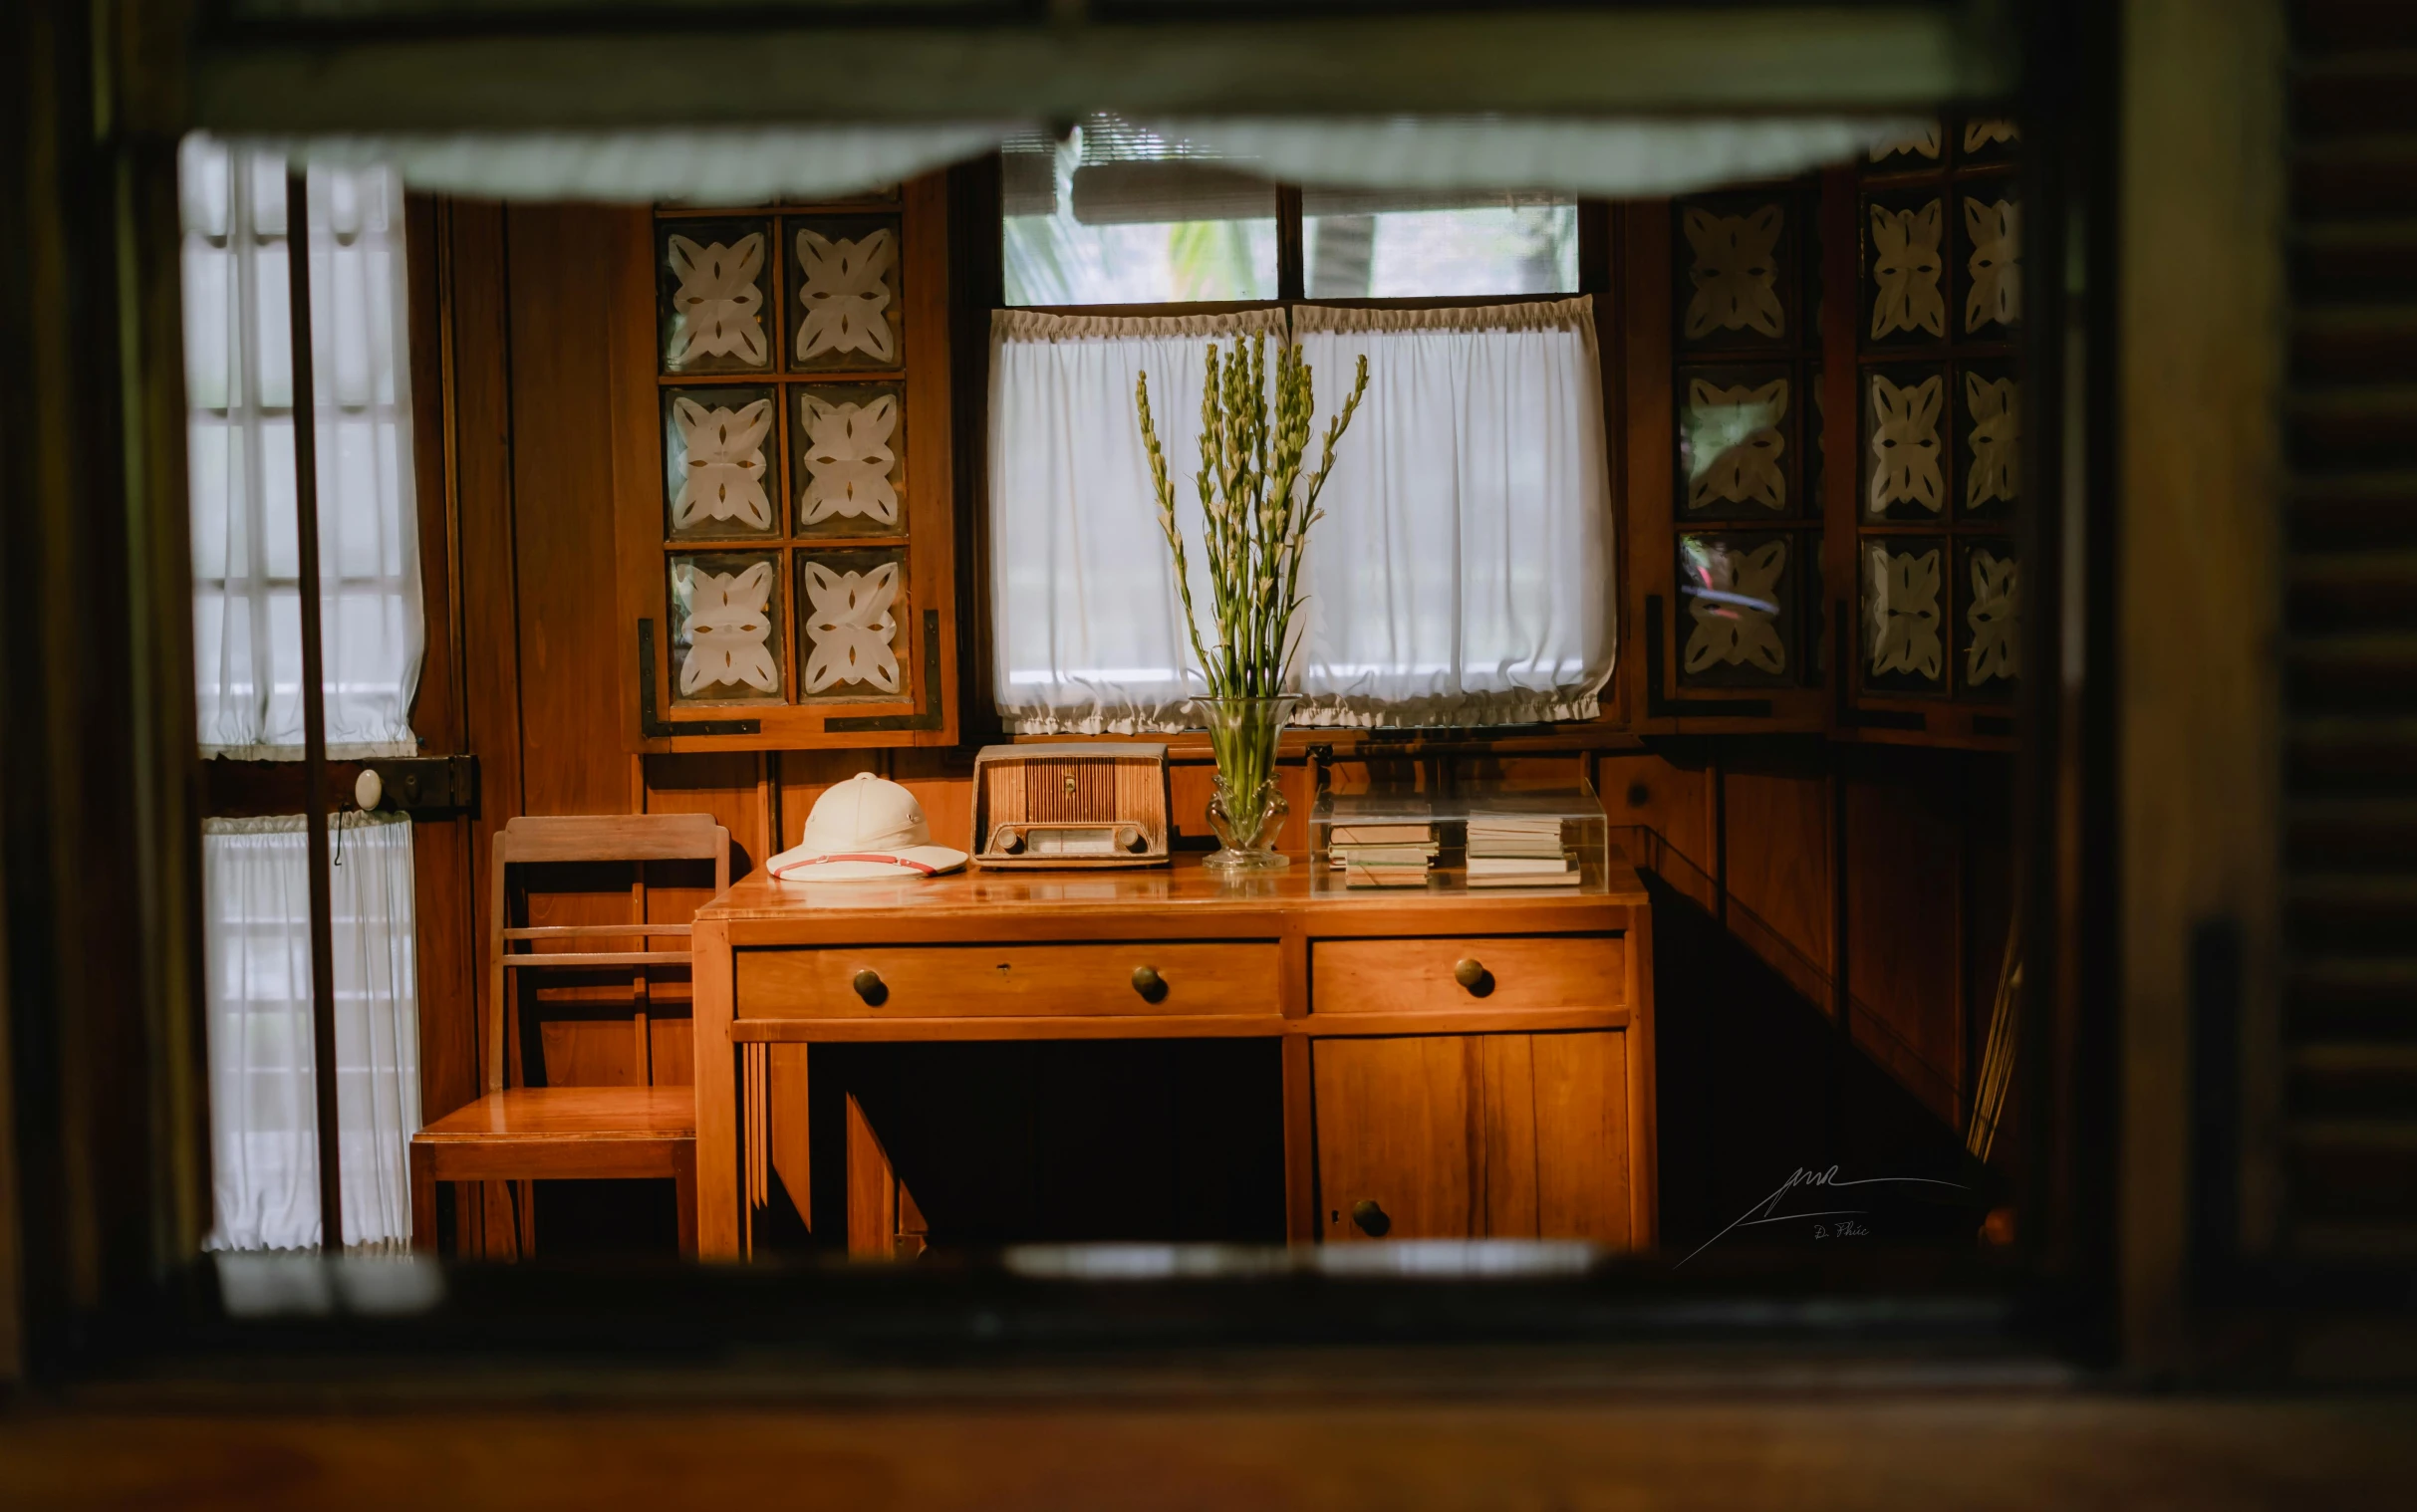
0;1395;2409;1509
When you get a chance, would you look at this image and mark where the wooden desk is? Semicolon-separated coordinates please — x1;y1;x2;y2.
690;855;1655;1258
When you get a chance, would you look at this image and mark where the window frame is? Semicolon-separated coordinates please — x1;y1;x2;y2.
979;156;1635;745
608;177;964;754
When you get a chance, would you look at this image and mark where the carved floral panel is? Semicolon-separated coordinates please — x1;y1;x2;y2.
789;215;902;371
1962;119;2020;160
1960;187;2022;334
1676;194;1789;345
658;219;773;375
662;386;779;539
793;382;906;537
1864;366;1949;519
796;548;910;700
1678;368;1790;516
670;552;785;704
1677;532;1794;687
1868;122;1943;165
1959;364;2020;516
1959;539;2019;693
1862;538;1946;693
1865;192;1946;345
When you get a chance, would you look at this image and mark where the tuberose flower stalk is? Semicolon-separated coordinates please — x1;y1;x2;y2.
1135;333;1369;703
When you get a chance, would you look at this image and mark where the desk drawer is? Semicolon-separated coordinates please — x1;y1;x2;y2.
737;941;1280;1019
1312;934;1625;1017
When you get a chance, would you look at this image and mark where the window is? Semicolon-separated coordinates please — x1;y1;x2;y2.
1003;123;1279;306
991;127;1613;734
179;140;425;1251
181;137;424;759
612;178;962;747
1303;189;1578;299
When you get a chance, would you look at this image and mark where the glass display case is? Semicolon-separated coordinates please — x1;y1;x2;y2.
1307;776;1615;895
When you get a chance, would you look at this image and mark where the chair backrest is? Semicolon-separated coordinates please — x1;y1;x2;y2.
486;813;731;1094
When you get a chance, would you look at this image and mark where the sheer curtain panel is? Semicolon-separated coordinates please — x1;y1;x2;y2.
990;308;1289;732
1290;300;1615;726
183;134;423;758
202;814;421;1251
989;302;1614;731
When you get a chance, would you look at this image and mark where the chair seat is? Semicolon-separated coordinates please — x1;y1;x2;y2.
409;1086;700;1257
414;1086;694;1145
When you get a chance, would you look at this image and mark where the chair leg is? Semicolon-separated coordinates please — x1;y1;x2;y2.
673;1143;698;1258
408;1142;437;1256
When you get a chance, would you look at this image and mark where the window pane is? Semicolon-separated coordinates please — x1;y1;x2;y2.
1003;122;1279;306
1303;192;1578;299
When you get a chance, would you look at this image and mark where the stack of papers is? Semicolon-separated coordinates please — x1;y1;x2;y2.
1465;813;1576;887
1329;822;1438;888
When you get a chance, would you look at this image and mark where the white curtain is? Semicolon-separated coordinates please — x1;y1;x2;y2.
183;134;423;758
990;308;1289;732
202;813;420;1252
260;116;1918;203
988;301;1613;732
1291;301;1614;726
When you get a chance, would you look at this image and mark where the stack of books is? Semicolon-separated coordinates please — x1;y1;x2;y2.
1329;822;1439;888
1465;813;1576;886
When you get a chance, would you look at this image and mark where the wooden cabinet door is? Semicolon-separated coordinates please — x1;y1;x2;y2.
1312;1032;1633;1247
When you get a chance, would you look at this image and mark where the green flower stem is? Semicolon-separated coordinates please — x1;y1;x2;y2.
1135;334;1368;704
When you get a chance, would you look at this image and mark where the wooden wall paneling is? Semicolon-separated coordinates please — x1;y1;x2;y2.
1599;750;1718;912
509;204;637;819
1843;752;1967;1125
1620;202;1678;733
448;199;525;1255
605;186;664;759
403;194;480;1146
1169;761;1216;851
1587;200;1633;731
889;747;978;860
1961;753;2016;1115
775;749;872;851
947;156;1006;752
643;752;764;899
902;173;962;751
505;205;664;1101
1721;764;1837;1013
637;751;765;1089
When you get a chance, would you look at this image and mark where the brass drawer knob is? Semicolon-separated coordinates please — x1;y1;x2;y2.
1351;1199;1391;1237
852;968;887;1006
1453;957;1489;992
1131;964;1167;1003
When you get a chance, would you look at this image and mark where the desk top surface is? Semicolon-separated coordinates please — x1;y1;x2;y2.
699;851;1648;926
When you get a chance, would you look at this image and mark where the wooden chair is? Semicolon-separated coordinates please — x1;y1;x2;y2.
410;813;728;1258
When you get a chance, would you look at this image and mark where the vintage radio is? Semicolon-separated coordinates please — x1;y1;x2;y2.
969;743;1171;869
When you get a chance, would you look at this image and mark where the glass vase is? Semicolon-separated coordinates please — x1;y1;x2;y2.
1192;695;1299;873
